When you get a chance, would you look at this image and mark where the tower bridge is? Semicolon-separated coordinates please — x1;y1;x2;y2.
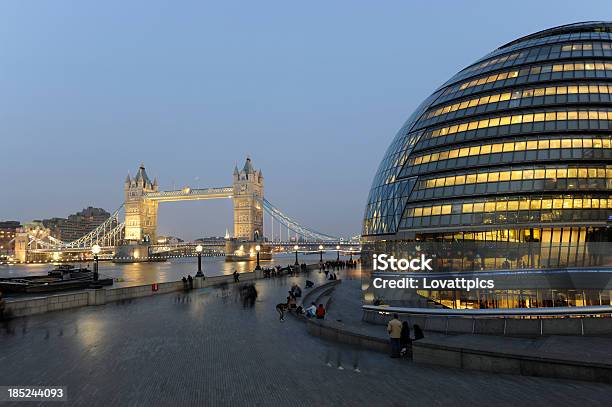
122;158;264;245
14;157;359;262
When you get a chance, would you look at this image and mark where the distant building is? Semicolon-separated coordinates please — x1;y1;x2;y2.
42;207;112;242
0;221;21;254
195;236;225;243
157;236;184;245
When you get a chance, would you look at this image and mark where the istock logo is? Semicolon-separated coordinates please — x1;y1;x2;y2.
373;254;433;271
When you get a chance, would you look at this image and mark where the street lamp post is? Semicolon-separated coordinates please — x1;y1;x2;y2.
319;245;324;263
336;245;340;262
293;245;299;266
195;244;204;277
255;245;261;270
91;244;101;281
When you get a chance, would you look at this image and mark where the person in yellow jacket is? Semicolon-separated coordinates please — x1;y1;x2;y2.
387;314;403;358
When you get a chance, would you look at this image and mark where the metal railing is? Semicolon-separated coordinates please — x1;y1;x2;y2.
362;304;612;317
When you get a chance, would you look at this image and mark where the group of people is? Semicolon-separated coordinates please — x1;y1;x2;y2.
325;270;338;280
275;281;325;322
181;275;194;291
387;313;424;358
277;299;326;322
305;302;326;319
263;263;308;278
318;259;356;273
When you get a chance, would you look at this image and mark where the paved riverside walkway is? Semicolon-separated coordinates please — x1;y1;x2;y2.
323;269;387;339
1;271;611;406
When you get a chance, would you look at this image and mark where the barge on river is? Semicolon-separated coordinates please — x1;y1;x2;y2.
0;265;113;293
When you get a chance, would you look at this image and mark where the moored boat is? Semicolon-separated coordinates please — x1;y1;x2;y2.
0;264;113;293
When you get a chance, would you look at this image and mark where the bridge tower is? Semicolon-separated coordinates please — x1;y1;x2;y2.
124;163;158;243
232;157;264;241
14;231;28;263
14;222;52;262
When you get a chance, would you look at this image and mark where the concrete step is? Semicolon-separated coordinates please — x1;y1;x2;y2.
413;334;612;384
318;295;332;309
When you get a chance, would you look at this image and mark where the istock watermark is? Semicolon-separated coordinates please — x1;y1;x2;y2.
371;276;495;291
372;253;433;271
371;253;496;291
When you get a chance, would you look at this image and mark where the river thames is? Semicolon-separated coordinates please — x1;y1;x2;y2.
0;252;349;292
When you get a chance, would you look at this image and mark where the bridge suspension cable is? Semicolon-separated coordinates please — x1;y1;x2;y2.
260;198;339;242
60;205;125;249
26;206;125;252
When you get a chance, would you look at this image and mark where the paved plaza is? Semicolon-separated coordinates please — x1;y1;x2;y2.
1;270;611;406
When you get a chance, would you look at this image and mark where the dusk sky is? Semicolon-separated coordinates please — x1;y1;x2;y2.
1;1;610;240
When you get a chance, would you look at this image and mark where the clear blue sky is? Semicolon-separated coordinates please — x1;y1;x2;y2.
1;1;610;239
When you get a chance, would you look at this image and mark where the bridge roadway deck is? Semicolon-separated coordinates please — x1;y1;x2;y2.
1;272;611;406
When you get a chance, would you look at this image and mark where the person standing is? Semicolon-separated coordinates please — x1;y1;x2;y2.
276;302;287;322
400;321;412;357
387;314;402;358
182;276;188;291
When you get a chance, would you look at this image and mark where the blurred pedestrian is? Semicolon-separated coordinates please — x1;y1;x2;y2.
400;321;411;357
387;314;402;358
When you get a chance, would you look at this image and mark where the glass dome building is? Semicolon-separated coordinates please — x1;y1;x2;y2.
362;22;612;310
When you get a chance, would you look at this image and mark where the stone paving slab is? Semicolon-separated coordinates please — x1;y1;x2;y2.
325;271;388;339
1;270;611;406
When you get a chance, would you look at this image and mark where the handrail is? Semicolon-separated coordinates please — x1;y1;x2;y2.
362;304;612;317
301;280;341;308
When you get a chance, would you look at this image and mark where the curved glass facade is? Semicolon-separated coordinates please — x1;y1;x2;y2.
362;22;612;311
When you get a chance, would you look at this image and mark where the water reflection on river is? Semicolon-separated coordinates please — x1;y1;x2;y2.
0;253;348;288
